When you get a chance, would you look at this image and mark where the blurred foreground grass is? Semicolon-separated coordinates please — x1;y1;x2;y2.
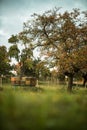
0;83;87;130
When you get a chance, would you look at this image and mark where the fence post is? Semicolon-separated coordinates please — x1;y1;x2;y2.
0;77;2;90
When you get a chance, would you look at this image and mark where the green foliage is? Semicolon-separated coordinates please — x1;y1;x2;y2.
8;35;19;44
0;46;11;76
8;44;20;61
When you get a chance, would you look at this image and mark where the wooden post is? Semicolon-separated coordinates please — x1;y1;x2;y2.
36;79;39;87
0;77;3;90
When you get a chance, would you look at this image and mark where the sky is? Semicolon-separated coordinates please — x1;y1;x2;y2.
0;0;87;49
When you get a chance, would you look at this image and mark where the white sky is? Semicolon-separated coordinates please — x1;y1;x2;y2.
0;0;87;50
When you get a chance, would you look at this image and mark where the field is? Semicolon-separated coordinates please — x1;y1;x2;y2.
0;82;87;130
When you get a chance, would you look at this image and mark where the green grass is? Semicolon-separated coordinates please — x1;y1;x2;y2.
0;83;87;130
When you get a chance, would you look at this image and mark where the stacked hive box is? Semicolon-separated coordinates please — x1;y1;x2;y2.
11;77;16;86
11;77;36;86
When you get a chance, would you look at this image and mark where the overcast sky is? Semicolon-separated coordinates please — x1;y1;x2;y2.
0;0;87;49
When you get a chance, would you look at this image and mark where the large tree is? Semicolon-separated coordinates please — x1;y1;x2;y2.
22;8;87;92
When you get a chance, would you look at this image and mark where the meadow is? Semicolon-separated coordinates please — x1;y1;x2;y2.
0;82;87;130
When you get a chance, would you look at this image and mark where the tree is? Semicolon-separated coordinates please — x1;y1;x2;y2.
79;22;87;87
78;46;87;87
0;46;11;76
34;59;50;80
22;8;87;92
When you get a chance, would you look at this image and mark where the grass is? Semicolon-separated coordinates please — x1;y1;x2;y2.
0;83;87;130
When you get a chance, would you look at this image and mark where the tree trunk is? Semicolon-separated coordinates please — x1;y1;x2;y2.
82;74;87;87
67;75;73;93
83;78;87;87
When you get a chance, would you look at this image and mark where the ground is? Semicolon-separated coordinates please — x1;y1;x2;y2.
0;83;87;130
